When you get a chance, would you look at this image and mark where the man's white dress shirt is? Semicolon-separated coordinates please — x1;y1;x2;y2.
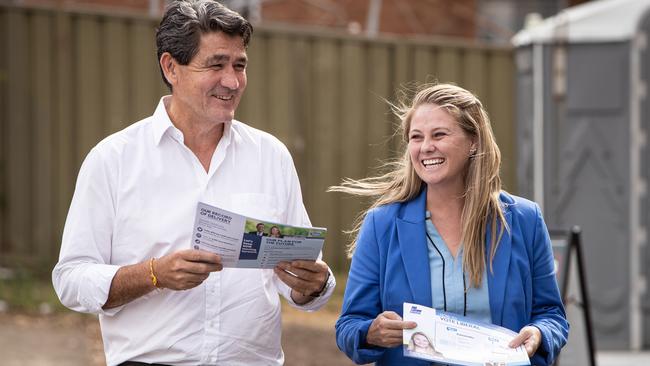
52;97;335;366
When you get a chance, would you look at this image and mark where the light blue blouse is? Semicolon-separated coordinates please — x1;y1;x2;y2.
425;211;491;323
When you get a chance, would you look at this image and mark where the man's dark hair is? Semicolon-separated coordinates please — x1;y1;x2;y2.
156;0;253;90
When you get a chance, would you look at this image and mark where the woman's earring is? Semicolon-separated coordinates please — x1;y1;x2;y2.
469;148;477;158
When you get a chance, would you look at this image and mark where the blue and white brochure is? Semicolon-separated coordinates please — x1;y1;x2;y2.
191;202;326;268
403;303;530;366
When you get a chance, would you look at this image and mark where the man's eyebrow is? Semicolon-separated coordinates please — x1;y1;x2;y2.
204;54;248;64
204;54;229;64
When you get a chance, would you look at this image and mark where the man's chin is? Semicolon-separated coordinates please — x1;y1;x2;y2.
209;113;235;124
209;108;235;122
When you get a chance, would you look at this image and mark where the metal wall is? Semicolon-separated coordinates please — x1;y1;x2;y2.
0;4;516;273
516;40;634;350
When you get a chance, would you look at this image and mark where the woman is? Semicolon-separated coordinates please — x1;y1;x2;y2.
332;84;568;365
406;332;441;357
269;225;283;238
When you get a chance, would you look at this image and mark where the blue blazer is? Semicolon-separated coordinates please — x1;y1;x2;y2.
335;189;568;365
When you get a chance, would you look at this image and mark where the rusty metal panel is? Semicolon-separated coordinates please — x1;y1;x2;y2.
31;11;55;260
237;32;268;129
267;34;292;144
74;14;104;162
128;19;162;123
0;7;7;259
54;10;75;253
5;8;31;261
486;49;515;192
309;38;341;268
104;18;130;134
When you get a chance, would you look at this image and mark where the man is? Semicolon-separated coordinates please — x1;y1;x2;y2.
249;222;267;236
52;1;335;365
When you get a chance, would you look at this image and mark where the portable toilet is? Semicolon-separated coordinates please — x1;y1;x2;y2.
513;0;650;351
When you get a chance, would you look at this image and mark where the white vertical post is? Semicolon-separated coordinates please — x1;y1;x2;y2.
149;0;161;17
366;0;382;37
630;31;647;351
533;42;545;211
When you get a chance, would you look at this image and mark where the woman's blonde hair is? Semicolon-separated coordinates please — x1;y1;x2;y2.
329;83;507;287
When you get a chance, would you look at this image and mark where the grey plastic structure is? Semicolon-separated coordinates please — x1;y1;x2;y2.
513;0;650;351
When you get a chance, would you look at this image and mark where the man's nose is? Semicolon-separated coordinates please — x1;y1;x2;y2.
221;68;239;90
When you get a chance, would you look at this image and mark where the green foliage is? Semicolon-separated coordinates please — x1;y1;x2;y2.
0;267;67;313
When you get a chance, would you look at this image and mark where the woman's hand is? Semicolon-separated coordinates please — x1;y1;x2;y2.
509;325;542;357
366;311;417;348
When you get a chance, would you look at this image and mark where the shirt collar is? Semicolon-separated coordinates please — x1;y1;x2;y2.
152;96;235;147
152;96;176;146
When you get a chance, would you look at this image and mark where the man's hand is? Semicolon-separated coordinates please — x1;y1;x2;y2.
509;325;542;357
103;249;223;309
155;249;223;290
366;311;417;348
274;260;329;305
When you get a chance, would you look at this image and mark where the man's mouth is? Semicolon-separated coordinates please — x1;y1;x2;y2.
422;158;444;167
214;95;234;101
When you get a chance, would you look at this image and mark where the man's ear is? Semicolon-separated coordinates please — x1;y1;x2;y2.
160;52;178;87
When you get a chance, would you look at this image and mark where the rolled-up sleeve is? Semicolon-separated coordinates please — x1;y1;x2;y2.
52;147;123;316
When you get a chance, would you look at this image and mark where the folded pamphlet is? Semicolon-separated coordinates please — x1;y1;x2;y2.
190;202;326;268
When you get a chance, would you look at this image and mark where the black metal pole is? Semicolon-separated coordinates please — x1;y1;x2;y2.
571;225;597;366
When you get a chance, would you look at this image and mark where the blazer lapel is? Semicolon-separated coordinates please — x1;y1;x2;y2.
487;205;513;325
396;189;432;307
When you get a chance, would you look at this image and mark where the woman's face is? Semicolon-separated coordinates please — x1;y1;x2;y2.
413;333;429;348
408;103;475;193
270;227;280;236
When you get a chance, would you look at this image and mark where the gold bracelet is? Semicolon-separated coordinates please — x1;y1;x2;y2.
149;258;159;288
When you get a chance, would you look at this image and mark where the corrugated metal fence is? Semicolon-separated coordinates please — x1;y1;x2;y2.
0;4;515;273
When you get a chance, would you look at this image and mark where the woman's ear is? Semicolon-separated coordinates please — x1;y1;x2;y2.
469;143;478;157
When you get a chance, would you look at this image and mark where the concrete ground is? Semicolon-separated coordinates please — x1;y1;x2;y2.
0;306;354;366
2;310;649;366
598;351;650;366
0;313;104;366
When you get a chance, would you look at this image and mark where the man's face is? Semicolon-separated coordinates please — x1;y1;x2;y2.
256;224;265;233
172;31;248;125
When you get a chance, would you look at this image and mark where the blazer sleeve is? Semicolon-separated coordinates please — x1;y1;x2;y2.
335;210;387;364
529;203;570;365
